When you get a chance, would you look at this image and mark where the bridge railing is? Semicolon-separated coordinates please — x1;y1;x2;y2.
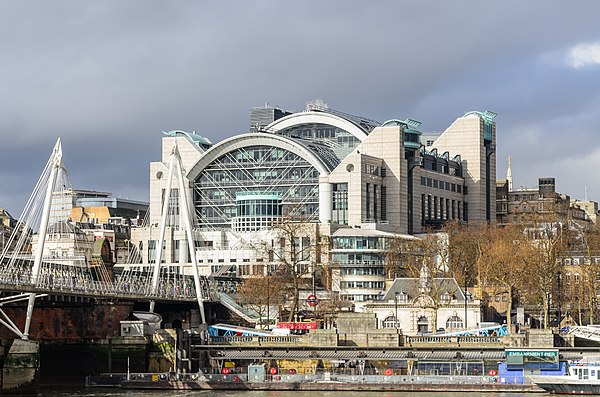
0;268;203;302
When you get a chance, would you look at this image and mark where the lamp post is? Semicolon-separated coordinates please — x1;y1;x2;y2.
394;291;399;329
464;284;468;329
557;271;562;328
462;263;468;329
266;267;270;329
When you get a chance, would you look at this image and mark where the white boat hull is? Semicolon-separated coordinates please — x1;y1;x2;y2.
529;375;600;395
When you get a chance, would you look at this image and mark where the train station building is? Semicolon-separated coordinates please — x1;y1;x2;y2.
129;103;496;313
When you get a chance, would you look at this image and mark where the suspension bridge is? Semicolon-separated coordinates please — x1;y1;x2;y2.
0;138;228;340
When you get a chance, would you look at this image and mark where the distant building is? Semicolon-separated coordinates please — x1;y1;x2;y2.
571;199;599;225
50;189;113;226
70;196;148;225
0;208;17;252
250;104;292;132
556;252;600;326
496;177;591;227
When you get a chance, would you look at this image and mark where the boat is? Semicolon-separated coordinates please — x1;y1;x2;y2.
529;356;600;394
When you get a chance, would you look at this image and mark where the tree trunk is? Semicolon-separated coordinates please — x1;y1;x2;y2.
506;287;512;333
543;294;549;329
287;277;300;322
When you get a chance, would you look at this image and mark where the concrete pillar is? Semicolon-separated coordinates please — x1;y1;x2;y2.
2;339;39;394
318;178;332;224
179;238;188;263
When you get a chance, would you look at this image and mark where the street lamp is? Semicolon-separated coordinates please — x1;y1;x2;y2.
557;271;562;328
394;291;399;329
462;263;468;329
266;267;270;329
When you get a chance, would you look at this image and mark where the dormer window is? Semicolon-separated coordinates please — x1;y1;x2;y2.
440;292;452;303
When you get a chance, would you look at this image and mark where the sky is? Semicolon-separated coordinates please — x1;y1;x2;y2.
2;1;600;216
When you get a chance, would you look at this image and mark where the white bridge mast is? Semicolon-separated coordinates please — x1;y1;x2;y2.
23;138;63;339
149;145;206;324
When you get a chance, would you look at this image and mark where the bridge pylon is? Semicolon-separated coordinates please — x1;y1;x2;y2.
147;144;207;324
0;138;65;339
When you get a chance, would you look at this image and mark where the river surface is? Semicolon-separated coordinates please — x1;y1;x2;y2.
37;389;549;397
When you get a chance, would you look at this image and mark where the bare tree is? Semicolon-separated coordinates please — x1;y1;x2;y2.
444;221;481;288
386;231;458;328
476;225;530;331
237;274;286;324
520;222;565;328
383;235;422;279
249;218;323;322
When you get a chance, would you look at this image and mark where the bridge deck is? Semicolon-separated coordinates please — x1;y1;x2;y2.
0;280;203;302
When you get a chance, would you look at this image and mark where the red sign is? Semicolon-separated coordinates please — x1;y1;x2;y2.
306;294;319;306
276;321;317;330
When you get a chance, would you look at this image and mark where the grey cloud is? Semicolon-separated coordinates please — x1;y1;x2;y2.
2;0;600;213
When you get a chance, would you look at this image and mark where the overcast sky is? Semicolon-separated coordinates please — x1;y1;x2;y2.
2;1;600;216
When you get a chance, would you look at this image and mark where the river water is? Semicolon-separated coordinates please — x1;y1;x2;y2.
38;389;546;397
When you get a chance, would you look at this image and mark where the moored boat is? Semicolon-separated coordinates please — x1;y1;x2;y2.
529;356;600;394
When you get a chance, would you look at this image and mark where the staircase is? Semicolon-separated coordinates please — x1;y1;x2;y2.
216;292;278;325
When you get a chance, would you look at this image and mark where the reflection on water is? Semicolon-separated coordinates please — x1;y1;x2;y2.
38;388;544;397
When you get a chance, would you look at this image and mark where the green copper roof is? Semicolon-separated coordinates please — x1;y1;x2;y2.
381;118;422;129
162;130;213;148
382;119;422;149
463;111;496;142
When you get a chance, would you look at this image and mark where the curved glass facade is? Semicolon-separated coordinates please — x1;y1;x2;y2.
193;145;320;229
275;123;362;161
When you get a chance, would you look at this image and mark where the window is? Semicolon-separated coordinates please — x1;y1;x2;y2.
383;316;400;329
446;315;464;330
366;183;371;219
381;186;387;222
172;240;180;263
417;316;429;334
148;240;156;264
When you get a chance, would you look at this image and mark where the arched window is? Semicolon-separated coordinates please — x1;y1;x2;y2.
417;315;429;335
446;315;464;330
383;315;400;329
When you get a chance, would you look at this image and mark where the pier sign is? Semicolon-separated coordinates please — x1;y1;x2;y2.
505;349;559;370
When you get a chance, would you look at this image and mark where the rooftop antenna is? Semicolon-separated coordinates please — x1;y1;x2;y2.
585;186;588;201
